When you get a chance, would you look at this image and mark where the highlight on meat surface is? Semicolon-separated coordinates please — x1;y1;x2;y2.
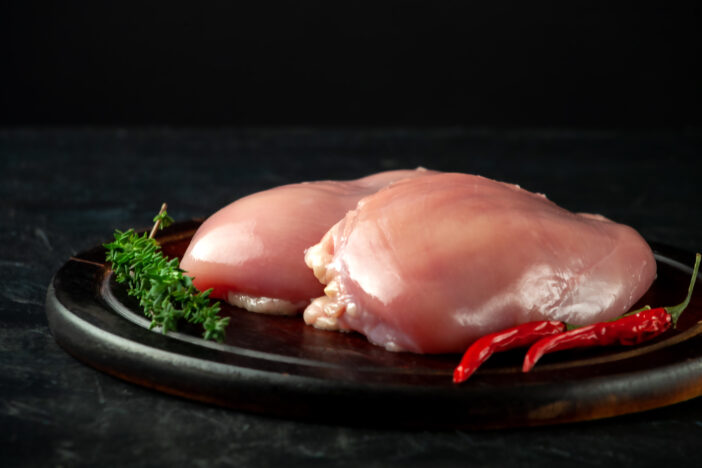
180;169;433;315
304;173;656;354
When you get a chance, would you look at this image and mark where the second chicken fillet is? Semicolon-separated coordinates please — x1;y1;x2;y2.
304;173;656;353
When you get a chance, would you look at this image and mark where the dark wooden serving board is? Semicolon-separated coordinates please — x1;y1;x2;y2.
45;221;702;429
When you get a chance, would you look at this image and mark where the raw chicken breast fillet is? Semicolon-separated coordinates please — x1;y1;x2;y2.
304;173;656;353
180;169;432;314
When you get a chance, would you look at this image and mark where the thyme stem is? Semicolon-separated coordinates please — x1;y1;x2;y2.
104;205;229;342
149;203;169;239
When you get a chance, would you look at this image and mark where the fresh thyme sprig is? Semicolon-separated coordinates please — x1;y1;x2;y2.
149;202;174;238
103;205;230;342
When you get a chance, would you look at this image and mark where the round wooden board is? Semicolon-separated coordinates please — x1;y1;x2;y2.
45;221;702;429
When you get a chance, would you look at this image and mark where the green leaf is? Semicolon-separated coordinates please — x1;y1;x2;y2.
104;207;229;341
153;210;175;230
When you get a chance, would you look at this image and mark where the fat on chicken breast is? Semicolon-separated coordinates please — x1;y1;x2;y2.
304;173;656;353
180;169;433;314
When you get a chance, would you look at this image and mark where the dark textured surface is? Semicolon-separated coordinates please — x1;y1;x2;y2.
1;128;702;467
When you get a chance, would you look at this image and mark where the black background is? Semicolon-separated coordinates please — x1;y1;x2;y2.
3;1;701;127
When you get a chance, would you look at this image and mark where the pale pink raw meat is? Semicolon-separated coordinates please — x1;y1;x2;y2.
304;173;656;353
180;169;432;314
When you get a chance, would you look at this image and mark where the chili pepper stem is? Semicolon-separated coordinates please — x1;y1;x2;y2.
666;253;701;327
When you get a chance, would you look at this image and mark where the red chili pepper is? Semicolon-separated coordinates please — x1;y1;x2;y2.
453;321;566;383
522;253;701;372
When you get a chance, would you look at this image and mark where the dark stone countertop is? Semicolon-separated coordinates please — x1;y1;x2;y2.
1;128;701;467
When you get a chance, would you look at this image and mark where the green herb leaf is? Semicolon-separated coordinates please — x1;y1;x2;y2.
104;207;229;342
153;210;174;229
